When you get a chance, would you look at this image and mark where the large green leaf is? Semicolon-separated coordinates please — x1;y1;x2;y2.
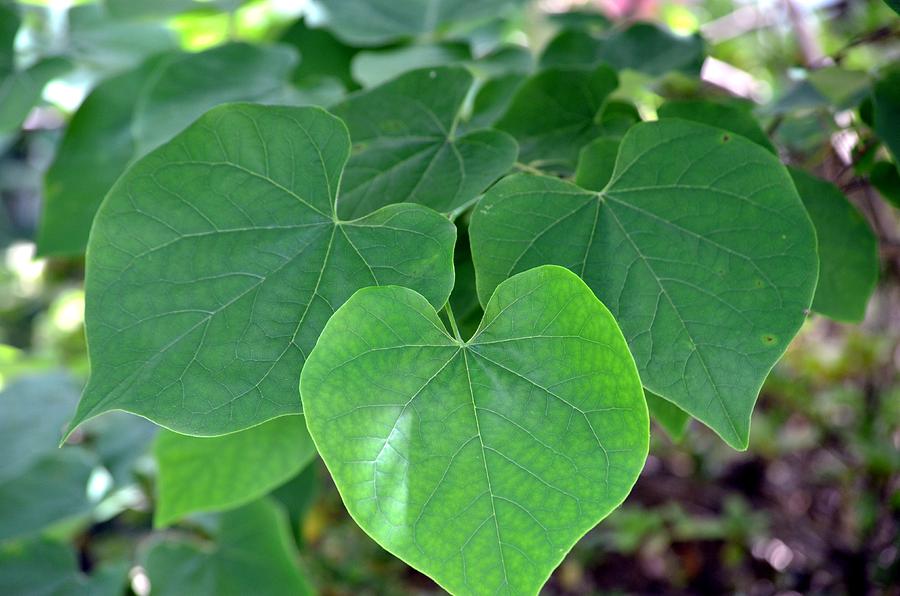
496;65;618;172
873;68;900;163
142;499;312;596
789;168;878;322
315;0;526;45
39;43;298;257
658;99;775;153
331;66;517;218
470;119;819;449
154;416;316;527
67;104;456;438
302;265;649;595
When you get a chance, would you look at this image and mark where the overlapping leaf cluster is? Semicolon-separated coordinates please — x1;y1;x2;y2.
4;0;898;594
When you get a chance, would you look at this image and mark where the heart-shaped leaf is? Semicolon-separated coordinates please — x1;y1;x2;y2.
470;119;819;449
658;99;775;153
302;265;649;595
154;416;316;527
495;65;618;172
331;66;517;219
67;103;456;437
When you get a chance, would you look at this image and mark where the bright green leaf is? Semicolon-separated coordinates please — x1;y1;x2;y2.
302;265;649;595
68;104;456;437
142;499;313;596
154;416;316;527
331;66;517;218
790;168;878;322
496;65;618;172
645;391;690;442
39;43;298;257
658;99;775;153
470;119;818;449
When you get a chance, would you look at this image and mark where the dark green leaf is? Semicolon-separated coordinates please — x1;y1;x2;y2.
279;19;358;90
142;499;313;596
331;66;517;218
597;23;704;77
154;416;316;526
790;168;878;322
873;68;900;163
470;119;818;449
68;104;456;437
871;161;900;208
302;265;649;594
496;65;618;172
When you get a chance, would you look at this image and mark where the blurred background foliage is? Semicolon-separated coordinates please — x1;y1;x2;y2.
0;0;899;594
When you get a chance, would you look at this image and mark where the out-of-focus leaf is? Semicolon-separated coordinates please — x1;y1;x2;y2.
873;68;900;163
0;4;19;77
84;412;157;486
351;42;471;87
270;465;319;545
540;22;704;76
540;29;602;68
0;538;128;596
314;0;527;45
279;19;358;90
871;161;900;208
658;99;775;153
470;120;819;449
646;391;690;442
547;9;610;31
0;58;70;135
39;42;298;257
331;66;517;218
807;67;871;110
496;64;617;172
142;499;313;596
154;416;316;527
790;168;878;322
67;4;178;74
68;104;456;437
301;266;648;595
598;23;704;76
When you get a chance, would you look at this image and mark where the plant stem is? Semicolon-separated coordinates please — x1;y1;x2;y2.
444;303;462;342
